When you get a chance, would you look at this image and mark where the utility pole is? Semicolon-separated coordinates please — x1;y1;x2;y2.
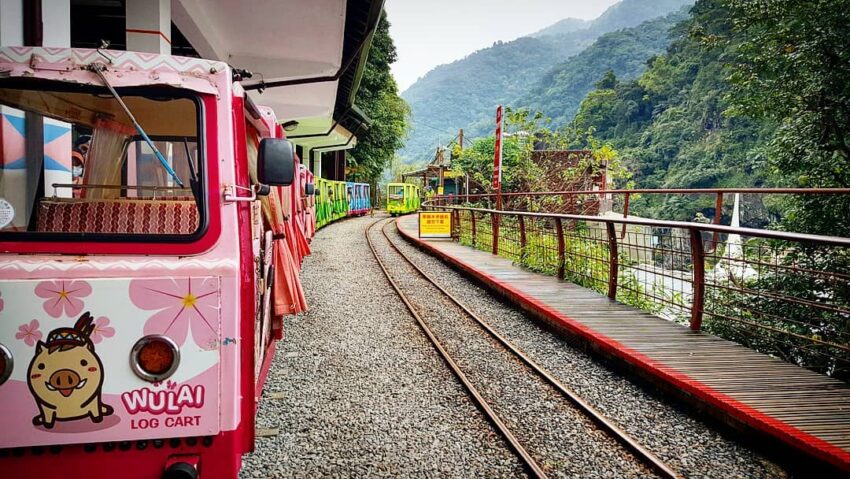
459;128;469;198
493;106;504;211
436;147;445;193
492;106;504;255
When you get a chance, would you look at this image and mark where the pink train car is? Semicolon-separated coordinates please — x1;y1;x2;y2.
0;47;315;478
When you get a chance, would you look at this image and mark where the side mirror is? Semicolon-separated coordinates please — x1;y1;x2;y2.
258;138;296;186
305;183;315;196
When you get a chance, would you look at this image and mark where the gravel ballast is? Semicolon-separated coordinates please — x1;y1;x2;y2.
370;219;656;478
385;218;789;478
239;215;526;478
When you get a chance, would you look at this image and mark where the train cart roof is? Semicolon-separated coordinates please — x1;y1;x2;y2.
0;46;229;95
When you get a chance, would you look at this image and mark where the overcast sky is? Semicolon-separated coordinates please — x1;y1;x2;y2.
385;0;620;92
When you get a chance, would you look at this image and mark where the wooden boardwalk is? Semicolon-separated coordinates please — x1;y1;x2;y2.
397;214;850;472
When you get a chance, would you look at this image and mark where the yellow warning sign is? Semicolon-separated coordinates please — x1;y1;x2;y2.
419;212;452;238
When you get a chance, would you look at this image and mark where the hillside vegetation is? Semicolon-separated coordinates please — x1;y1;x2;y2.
450;0;849;236
569;0;850;376
400;0;694;163
516;10;688;128
571;2;769;220
347;13;409;184
571;0;850;229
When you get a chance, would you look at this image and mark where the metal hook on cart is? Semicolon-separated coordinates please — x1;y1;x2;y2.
96;39;113;64
87;62;184;187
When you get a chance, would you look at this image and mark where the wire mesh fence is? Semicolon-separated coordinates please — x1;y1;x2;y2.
440;203;850;381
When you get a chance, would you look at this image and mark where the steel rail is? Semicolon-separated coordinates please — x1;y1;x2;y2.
380;220;681;479
365;219;549;479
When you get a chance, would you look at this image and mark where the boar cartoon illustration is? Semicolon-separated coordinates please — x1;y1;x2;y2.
27;312;114;429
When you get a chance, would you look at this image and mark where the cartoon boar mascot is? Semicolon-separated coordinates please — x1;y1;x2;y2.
27;312;114;429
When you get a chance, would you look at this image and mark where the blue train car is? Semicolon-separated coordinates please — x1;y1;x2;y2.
347;182;371;216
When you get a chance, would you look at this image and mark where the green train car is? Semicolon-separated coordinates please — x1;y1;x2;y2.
315;178;373;229
316;178;349;229
387;182;421;216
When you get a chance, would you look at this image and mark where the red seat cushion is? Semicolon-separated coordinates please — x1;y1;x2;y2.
37;199;199;235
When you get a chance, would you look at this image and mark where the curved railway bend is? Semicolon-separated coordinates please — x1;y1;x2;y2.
240;214;787;478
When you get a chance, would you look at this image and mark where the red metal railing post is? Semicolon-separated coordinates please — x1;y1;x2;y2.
689;228;706;331
518;215;527;263
621;192;631;239
471;211;477;247
492;212;500;255
711;192;723;253
555;217;565;280
452;209;460;240
606;222;619;300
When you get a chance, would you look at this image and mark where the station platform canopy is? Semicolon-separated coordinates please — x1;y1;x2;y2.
173;0;382;146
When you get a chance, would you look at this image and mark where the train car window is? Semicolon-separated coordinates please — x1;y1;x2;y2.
0;82;204;241
389;185;404;199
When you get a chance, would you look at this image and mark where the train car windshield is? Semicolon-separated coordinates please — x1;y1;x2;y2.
388;185;404;200
0;82;205;242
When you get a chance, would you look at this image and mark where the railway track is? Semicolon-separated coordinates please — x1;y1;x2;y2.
366;217;680;479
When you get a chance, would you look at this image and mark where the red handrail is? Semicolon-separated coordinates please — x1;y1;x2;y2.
433;187;850;200
425;201;850;380
427;204;850;247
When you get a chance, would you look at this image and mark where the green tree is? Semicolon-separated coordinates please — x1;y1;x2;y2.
572;0;772;222
453;108;629;203
708;0;850;378
347;12;410;185
596;70;619;90
725;0;850;236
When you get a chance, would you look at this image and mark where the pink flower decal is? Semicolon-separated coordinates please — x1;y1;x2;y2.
35;280;92;318
130;278;219;350
16;320;43;346
90;316;115;344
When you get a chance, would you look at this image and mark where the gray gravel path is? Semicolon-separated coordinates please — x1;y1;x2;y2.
384;219;789;479
239;215;526;479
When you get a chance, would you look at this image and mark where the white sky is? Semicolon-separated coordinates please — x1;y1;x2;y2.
385;0;620;92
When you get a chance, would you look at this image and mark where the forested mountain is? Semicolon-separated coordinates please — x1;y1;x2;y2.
568;0;850;234
459;13;687;140
585;0;695;34
530;18;588;38
517;10;688;128
571;1;769;220
533;0;694;39
400;36;590;163
399;0;694;163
